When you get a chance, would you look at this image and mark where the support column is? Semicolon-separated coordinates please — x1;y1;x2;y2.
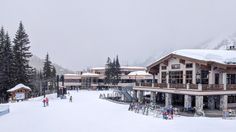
165;93;172;108
209;66;214;84
192;63;196;84
184;95;192;109
166;71;169;88
220;95;228;111
152;74;155;87
150;92;156;104
137;91;144;103
195;95;204;111
132;90;137;100
223;73;227;90
207;96;215;110
183;70;186;84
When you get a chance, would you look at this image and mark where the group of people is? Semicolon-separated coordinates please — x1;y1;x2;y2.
42;97;49;107
162;107;174;120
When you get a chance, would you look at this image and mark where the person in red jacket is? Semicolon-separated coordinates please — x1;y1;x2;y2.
45;97;49;106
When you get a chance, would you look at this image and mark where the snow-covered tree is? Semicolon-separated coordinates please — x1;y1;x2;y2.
12;22;32;85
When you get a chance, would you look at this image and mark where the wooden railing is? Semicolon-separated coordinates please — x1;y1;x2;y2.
139;82;152;87
227;84;236;90
136;83;234;91
189;84;198;90
156;83;167;88
202;84;224;91
169;84;186;89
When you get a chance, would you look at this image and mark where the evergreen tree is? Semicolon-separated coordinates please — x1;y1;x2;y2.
114;55;121;84
0;27;6;102
1;33;14;100
12;22;32;85
43;53;57;92
104;56;121;85
43;53;52;79
104;57;112;84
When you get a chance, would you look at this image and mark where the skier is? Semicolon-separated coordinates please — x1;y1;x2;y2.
42;98;46;107
45;97;49;106
69;96;72;102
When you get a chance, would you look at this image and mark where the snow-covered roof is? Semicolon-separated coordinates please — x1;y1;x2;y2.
7;83;31;92
128;71;151;76
172;49;236;65
81;72;99;77
64;74;79;76
91;66;145;70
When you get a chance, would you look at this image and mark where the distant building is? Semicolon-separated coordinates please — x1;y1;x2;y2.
133;49;236;112
7;84;32;101
63;66;155;90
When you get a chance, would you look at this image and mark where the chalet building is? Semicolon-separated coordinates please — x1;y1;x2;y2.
7;84;32;101
63;66;155;89
133;49;236;111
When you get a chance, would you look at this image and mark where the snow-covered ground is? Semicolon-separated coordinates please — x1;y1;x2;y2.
0;90;236;132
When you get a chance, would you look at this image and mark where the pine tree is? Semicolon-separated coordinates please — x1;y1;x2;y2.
104;56;121;85
114;55;121;84
1;33;14;100
104;57;112;84
0;27;6;102
43;53;52;80
12;22;32;85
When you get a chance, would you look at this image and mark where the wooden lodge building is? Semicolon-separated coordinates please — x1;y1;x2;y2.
63;66;155;90
133;49;236;111
7;84;32;101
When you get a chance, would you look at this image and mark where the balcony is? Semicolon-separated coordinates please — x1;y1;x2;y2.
136;83;236;91
202;84;224;91
227;84;236;90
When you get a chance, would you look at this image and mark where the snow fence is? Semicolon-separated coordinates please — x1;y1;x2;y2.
0;105;10;116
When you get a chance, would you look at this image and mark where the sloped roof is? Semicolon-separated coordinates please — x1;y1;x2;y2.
128;71;151;76
7;84;31;92
81;72;99;77
172;49;236;65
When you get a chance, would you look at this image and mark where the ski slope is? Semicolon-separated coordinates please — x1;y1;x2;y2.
0;90;235;132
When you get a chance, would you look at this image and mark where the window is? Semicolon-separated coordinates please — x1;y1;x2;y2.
186;71;192;84
186;63;193;68
161;66;167;70
179;59;185;64
161;72;167;83
171;64;180;69
215;73;219;84
227;74;236;84
201;70;209;84
169;71;183;84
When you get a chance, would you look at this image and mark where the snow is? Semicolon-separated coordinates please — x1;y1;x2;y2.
0;90;235;132
7;83;31;92
172;49;236;65
128;71;151;76
91;66;145;70
81;72;99;77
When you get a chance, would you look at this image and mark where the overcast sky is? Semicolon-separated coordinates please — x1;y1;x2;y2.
2;0;236;71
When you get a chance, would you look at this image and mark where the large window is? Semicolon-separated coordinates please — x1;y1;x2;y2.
186;63;193;68
171;64;180;69
227;74;236;84
186;70;192;84
201;70;209;84
169;71;183;84
161;66;167;70
161;72;167;83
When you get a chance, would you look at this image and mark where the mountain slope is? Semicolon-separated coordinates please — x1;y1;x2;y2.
197;32;236;50
29;55;74;74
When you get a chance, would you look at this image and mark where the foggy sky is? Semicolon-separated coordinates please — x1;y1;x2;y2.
2;0;236;71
